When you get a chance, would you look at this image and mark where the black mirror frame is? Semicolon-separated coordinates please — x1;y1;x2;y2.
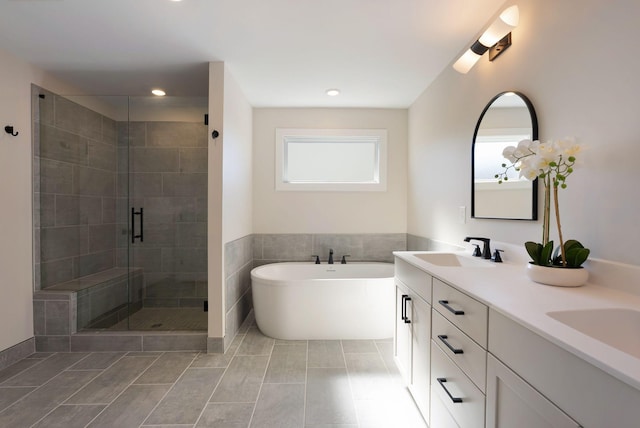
471;91;539;220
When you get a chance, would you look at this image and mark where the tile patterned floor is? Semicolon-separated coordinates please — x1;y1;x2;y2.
0;321;427;428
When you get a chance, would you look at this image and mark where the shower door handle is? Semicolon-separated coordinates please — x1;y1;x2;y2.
131;207;144;243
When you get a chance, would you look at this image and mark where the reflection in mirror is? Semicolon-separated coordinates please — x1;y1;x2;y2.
472;91;538;220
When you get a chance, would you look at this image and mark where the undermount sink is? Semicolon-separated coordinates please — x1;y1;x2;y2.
412;252;494;268
547;308;640;359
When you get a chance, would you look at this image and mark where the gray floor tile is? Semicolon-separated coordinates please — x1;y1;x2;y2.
26;353;56;359
31;404;106;428
344;353;392;400
144;368;224;425
195;402;254;428
0;327;427;427
88;384;170;427
308;341;345;368
341;340;378;354
135;352;197;384
355;386;427;428
250;383;304;428
374;341;401;376
2;353;88;386
236;328;274;356
209;355;269;403
0;359;42;384
190;333;243;368
69;352;125;370
305;425;358;427
305;368;357;425
0;387;36;412
66;356;156;404
0;370;100;427
263;344;307;384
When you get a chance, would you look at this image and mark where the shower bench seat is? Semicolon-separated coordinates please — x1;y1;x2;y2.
34;267;144;334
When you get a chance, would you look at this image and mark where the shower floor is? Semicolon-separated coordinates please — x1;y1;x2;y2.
108;307;207;331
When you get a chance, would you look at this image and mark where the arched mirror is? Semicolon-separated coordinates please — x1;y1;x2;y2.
471;91;538;220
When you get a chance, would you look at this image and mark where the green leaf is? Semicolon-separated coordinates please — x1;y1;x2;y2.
525;241;542;265
540;241;554;266
566;247;590;267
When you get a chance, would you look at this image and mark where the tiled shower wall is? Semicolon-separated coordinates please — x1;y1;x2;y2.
34;88;117;290
116;121;208;308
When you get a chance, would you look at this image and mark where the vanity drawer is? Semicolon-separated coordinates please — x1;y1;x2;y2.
433;278;488;347
431;341;485;428
430;393;460;428
432;309;487;392
395;258;432;303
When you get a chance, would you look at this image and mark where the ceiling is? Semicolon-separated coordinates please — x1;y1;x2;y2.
0;0;507;108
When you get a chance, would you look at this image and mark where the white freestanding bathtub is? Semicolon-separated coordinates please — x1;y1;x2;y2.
250;262;395;340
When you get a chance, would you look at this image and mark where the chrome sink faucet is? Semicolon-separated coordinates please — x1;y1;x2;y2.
464;237;491;259
328;248;334;264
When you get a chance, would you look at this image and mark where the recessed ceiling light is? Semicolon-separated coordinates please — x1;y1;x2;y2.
151;89;166;96
326;89;340;97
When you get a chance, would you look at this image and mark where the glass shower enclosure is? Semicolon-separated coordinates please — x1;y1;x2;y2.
33;88;208;331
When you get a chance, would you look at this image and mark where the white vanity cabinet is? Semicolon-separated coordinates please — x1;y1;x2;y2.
488;308;640;428
486;354;580;428
394;258;432;421
430;278;489;428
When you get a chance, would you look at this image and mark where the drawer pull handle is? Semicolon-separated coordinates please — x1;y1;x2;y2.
439;300;465;316
401;295;408;321
403;295;412;324
438;334;464;354
437;377;463;403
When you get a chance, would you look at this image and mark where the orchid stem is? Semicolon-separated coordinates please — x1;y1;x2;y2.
553;183;567;266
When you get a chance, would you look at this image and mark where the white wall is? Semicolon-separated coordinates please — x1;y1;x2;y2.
207;62;253;338
222;67;253;244
408;0;640;266
0;48;82;352
253;108;407;233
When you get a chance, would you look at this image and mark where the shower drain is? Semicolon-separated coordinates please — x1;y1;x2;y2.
151;323;163;328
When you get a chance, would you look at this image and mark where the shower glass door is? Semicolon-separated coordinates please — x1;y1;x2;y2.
124;96;209;331
34;88;208;332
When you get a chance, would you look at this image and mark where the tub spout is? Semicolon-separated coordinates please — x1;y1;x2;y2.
328;249;334;264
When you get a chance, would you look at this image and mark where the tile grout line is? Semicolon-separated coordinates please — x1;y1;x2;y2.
67;351;164;428
302;340;309;428
244;331;275;428
0;353;53;387
192;332;247;427
341;340;361;428
22;352;107;428
134;351;201;428
0;352;94;423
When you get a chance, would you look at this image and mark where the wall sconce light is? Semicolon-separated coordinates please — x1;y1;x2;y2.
453;5;519;74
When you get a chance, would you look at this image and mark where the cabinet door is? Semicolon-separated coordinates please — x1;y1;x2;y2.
486;354;581;428
395;283;412;384
410;295;431;420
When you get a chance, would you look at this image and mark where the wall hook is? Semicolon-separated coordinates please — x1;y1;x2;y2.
4;126;19;136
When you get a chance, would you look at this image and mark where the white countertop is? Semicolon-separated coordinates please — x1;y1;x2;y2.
393;250;640;391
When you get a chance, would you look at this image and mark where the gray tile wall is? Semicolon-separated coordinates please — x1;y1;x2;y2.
116;121;208;309
33;87;117;290
224;235;253;350
253;233;407;265
406;234;465;252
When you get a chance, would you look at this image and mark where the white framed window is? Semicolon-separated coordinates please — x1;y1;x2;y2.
275;128;387;191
